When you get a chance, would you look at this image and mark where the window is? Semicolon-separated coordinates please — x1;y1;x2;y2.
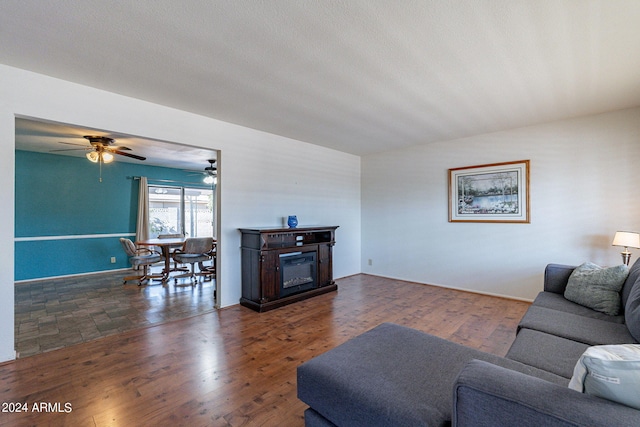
148;185;214;238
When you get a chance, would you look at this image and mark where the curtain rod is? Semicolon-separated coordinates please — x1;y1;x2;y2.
127;176;208;186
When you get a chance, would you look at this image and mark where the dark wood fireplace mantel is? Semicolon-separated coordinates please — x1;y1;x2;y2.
239;226;338;312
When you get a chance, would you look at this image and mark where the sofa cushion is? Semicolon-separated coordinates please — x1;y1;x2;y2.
621;257;640;310
518;306;637;346
532;292;624;324
454;359;640;427
506;328;589;379
564;262;629;316
569;344;640;410
625;279;640;341
297;323;567;427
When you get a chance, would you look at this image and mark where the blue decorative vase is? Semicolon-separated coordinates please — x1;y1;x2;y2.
287;215;298;228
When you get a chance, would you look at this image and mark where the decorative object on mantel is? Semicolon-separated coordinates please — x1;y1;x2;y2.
448;160;530;223
612;231;640;265
287;215;298;228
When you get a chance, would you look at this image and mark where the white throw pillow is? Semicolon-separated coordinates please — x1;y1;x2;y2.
569;344;640;409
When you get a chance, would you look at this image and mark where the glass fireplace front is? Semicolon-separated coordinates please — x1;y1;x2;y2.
279;251;317;297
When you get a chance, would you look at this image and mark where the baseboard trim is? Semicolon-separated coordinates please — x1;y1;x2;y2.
14;268;132;285
359;273;534;303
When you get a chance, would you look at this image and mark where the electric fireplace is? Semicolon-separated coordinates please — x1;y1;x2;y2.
279;251;317;297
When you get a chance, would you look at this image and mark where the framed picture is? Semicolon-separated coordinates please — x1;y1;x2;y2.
448;160;530;223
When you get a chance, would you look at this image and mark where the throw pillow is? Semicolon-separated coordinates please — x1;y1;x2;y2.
568;344;640;410
564;262;629;316
625;279;640;341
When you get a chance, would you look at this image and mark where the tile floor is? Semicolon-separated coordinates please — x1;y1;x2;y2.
14;268;216;358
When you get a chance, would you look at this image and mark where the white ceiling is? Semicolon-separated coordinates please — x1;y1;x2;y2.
3;1;640;157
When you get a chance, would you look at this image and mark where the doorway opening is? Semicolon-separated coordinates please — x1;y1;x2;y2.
14;116;221;357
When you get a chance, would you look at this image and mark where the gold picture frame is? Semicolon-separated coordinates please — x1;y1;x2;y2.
448;160;530;223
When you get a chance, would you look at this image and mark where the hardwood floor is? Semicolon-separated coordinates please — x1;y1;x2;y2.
0;274;531;426
15;269;216;357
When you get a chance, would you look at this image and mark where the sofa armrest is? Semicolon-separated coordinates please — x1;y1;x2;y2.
453;360;640;427
543;263;576;294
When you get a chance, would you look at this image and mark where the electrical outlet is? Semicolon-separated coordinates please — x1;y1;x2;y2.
110;257;116;264
368;259;372;266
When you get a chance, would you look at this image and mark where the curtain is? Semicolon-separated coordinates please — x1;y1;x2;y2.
136;176;150;242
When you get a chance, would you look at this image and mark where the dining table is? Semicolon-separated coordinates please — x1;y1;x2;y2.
135;237;185;281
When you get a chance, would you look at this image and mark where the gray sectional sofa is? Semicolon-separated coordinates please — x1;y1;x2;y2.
297;259;640;426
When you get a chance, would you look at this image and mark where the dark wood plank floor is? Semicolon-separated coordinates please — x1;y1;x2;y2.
0;274;530;426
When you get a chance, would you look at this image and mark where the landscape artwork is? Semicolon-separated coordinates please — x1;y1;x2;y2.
448;160;530;223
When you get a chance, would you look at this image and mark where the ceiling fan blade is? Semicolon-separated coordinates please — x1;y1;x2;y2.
50;148;90;152
112;149;146;161
111;146;131;151
57;141;87;147
184;160;217;176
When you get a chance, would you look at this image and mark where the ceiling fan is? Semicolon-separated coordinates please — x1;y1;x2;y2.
53;135;146;163
187;159;217;184
52;135;146;182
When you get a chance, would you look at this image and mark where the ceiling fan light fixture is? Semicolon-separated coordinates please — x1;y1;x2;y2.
203;175;215;185
101;152;114;163
86;151;99;163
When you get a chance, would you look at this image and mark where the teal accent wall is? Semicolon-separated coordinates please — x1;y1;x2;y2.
15;150;211;281
15;238;128;279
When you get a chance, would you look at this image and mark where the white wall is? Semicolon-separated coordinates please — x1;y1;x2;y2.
0;64;361;362
362;107;640;300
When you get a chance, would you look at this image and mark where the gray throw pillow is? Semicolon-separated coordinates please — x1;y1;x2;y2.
625;280;640;341
564;262;629;316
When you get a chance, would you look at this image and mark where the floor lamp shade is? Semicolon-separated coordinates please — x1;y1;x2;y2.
612;231;640;265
